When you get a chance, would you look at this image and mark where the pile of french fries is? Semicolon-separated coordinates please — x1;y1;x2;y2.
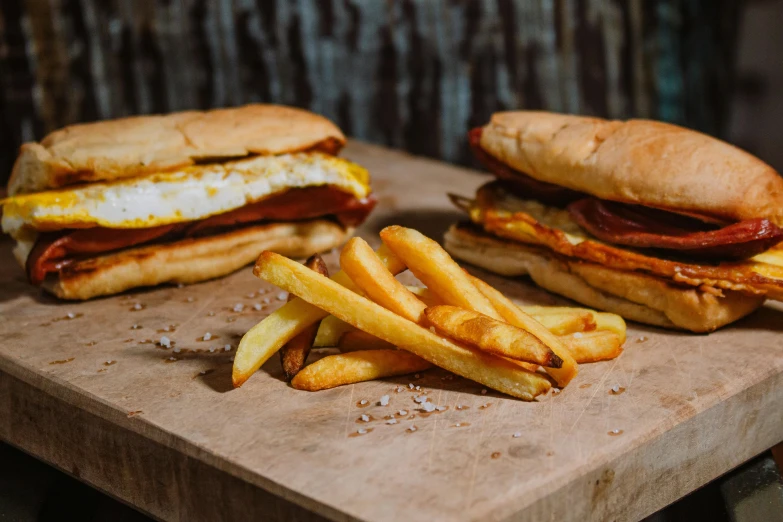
233;226;627;400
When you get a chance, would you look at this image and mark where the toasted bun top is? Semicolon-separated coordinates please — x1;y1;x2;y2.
8;104;346;195
479;111;783;225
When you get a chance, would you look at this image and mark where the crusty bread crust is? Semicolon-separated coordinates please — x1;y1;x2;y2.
480;111;783;225
444;225;765;332
9;105;346;195
43;220;350;300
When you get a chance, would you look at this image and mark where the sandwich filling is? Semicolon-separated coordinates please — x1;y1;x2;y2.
458;128;783;300
3;151;374;285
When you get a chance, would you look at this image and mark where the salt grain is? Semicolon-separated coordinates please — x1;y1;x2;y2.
224;344;231;352
246;292;256;298
455;423;462;427
379;395;390;406
186;297;195;303
357;428;367;435
233;303;244;312
386;419;398;425
414;395;428;404
173;347;181;353
132;303;142;310
277;292;288;301
360;414;370;422
611;384;620;393
360;399;368;405
456;404;464;410
131;324;141;330
415;385;421;391
168;357;176;361
573;332;583;339
422;402;436;413
552;388;561;395
395;386;404;393
398;410;408;416
159;336;171;348
253;303;263;311
203;332;212;341
636;335;648;343
209;347;216;353
207;311;215;317
610;429;621;435
435;406;446;412
513;432;522;438
407;425;417;432
66;312;75;319
263;297;271;304
408;383;415;390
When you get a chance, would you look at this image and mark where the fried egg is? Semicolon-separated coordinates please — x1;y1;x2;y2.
2;152;370;240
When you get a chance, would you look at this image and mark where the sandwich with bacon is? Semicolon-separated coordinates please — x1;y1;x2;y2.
446;112;783;332
2;105;375;299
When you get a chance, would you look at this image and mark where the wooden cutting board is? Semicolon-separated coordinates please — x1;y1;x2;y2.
1;142;781;522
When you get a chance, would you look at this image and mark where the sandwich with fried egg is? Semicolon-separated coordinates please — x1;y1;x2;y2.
2;104;375;299
445;111;783;332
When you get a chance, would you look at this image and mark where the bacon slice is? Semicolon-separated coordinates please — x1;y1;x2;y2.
568;198;783;260
26;186;376;285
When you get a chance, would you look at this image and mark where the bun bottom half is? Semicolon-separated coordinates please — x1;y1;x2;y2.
444;224;765;333
44;220;351;300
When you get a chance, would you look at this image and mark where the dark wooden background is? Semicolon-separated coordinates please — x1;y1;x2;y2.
0;0;739;185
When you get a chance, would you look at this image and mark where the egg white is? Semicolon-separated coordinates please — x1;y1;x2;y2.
2;152;370;241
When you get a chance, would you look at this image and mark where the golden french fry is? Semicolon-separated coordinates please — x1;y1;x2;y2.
521;305;626;342
233;244;406;387
291;350;432;391
278;254;329;380
313;315;357;347
425;305;562;367
380;226;502;320
526;310;596;336
405;285;442;307
468;276;577;387
341;237;426;322
338;331;396;352
560;331;623;363
254;251;551;400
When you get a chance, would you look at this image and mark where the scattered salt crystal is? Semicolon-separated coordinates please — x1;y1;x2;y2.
513;432;522;438
159;336;171;348
455;423;462;427
415;385;421;391
398;410;408;416
168;357;176;361
131;324;141;329
163;326;171;332
408;383;414;389
552;388;561;394
610;429;621;435
435;406;446;412
357;428;367;435
481;389;487;395
224;344;231;352
611;384;620;393
360;414;370;422
253;303;263;311
395;386;404;393
133;303;142;310
233;303;244;312
263;297;271;304
277;292;288;301
246;292;256;298
209;347;216;353
456;404;464;410
414;395;428;404
203;332;212;341
379;395;390;406
407;425;417;432
207;311;215;317
66;312;75;319
636;335;648;343
573;332;583;339
386;419;398;425
173;347;181;353
360;399;368;405
422;402;436;413
186;297;195;303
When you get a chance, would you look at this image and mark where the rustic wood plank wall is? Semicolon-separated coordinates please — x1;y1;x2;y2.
0;0;739;184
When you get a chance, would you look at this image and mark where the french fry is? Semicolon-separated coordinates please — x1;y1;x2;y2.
530;311;596;336
560;331;623;363
279;254;329;380
338;331;396;352
425;305;563;367
521;306;627;342
405;286;442;307
380;226;503;320
233;244;406;387
313;314;357;347
341;237;426;322
468;275;578;387
291;350;432;391
254;251;551;400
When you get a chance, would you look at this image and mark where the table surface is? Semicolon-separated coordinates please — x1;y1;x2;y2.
1;141;782;522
